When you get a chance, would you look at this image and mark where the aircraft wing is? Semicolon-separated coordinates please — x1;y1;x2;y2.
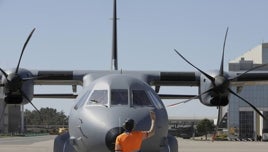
30;70;201;99
32;70;201;86
2;68;268;100
32;70;268;87
29;70;268;99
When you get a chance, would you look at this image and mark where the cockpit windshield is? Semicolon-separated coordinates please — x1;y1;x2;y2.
87;90;108;105
132;90;153;106
111;89;128;105
85;88;162;108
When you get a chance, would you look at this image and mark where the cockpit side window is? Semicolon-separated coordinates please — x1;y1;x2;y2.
87;90;108;105
132;90;153;106
147;91;164;109
111;89;128;105
74;89;91;110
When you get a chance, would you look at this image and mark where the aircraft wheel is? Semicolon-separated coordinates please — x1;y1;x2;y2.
167;134;178;152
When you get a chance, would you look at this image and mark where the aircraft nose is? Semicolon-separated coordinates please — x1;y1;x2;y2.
105;127;124;151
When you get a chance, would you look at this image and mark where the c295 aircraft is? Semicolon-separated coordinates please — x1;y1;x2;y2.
1;0;268;152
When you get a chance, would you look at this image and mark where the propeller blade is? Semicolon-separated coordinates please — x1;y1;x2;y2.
167;96;198;107
167;88;214;107
0;68;11;85
228;88;266;119
174;49;215;83
20;89;41;115
16;28;36;74
229;63;268;81
220;27;229;76
0;68;8;79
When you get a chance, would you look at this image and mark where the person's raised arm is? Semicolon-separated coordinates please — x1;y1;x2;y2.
114;137;122;152
146;111;156;138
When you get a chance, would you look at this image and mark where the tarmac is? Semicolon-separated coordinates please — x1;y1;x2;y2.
0;135;267;152
178;138;268;152
0;135;55;152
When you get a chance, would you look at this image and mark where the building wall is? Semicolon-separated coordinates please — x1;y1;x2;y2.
8;105;22;133
230;44;262;64
0;99;7;133
0;102;22;134
228;43;268;139
262;43;268;63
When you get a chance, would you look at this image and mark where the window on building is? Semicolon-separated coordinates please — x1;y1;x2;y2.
239;111;254;139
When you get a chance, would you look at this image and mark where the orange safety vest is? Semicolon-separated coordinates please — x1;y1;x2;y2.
115;131;146;152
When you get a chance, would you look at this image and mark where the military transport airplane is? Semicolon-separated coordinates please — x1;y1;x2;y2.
1;0;268;152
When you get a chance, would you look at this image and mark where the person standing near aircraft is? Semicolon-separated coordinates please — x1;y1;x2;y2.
115;111;156;152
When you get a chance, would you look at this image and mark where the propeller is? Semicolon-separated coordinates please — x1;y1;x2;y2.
168;27;267;130
0;28;41;123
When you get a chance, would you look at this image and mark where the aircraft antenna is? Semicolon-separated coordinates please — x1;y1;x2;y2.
111;0;118;70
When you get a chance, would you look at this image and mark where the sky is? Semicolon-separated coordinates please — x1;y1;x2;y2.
1;0;268;118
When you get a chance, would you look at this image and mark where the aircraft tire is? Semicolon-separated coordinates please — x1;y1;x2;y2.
167;134;178;152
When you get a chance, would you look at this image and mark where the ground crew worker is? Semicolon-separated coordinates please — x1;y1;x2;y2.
115;111;156;152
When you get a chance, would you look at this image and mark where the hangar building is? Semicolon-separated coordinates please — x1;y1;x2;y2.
226;43;268;140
